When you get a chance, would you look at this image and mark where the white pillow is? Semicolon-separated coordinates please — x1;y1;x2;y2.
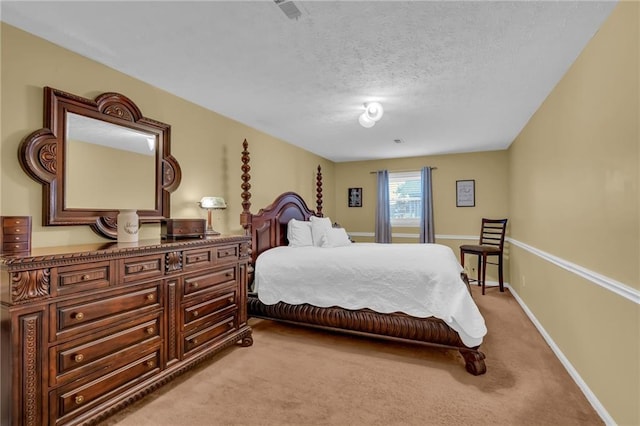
287;218;313;247
309;216;332;247
320;227;352;248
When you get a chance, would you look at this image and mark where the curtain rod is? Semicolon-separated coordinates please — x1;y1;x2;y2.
368;167;437;174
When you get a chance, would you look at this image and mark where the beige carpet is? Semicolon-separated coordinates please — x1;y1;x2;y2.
97;286;602;426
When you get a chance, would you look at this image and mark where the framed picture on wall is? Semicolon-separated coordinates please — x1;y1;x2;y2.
348;187;362;207
456;180;475;207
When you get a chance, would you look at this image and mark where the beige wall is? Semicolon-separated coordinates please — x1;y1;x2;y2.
334;150;509;281
508;2;639;425
0;23;334;247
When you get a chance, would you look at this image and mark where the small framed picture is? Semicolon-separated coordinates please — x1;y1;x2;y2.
348;187;362;207
456;180;475;207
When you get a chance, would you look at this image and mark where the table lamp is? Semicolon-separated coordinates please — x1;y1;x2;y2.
198;196;227;236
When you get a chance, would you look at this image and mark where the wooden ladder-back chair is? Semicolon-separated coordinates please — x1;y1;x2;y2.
460;218;508;295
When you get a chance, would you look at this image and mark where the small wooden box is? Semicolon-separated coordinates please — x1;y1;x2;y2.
161;219;205;239
1;216;32;255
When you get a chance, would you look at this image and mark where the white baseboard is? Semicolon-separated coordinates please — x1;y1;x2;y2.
506;286;615;426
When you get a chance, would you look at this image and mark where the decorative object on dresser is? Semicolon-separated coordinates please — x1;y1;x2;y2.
116;209;139;243
239;139;487;375
198;196;227;236
0;216;32;255
18;87;182;240
0;236;252;426
161;218;206;239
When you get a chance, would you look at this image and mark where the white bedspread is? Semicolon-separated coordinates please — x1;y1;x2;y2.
254;243;487;347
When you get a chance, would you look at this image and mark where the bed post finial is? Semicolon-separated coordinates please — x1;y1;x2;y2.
316;164;323;217
240;139;252;235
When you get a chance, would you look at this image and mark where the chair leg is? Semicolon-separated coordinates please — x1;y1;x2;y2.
476;256;481;287
481;254;487;295
498;254;504;292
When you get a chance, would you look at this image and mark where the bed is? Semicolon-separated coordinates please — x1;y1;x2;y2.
239;140;487;375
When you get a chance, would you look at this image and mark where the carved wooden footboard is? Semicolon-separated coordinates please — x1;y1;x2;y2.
240;139;486;375
247;295;486;375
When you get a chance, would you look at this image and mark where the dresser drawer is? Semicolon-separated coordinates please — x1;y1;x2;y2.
54;284;161;340
51;312;162;386
215;245;239;263
183;290;237;330
52;350;160;421
3;242;29;252
120;253;164;283
183;267;236;297
183;314;236;356
2;216;30;228
56;261;111;295
3;232;29;242
183;248;214;270
2;225;30;235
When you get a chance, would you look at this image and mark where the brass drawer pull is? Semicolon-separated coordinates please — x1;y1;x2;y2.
81;274;90;280
14;229;20;233
225;272;233;278
192;310;199;317
192;338;199;345
146;326;155;335
146;360;155;368
74;395;84;405
192;282;199;288
73;312;84;320
146;293;155;301
73;354;84;363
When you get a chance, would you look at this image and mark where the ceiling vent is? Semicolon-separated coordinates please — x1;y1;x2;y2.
274;0;302;20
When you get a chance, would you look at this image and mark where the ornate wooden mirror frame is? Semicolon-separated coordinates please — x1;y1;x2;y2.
19;87;181;239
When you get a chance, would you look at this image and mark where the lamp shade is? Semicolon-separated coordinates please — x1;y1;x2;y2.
199;196;227;209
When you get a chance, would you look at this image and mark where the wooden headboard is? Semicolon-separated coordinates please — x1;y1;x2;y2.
240;139;322;266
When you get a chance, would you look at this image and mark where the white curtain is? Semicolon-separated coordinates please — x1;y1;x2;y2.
375;170;391;243
419;166;435;243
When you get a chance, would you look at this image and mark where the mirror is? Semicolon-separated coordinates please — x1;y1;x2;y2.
19;87;181;239
65;113;157;210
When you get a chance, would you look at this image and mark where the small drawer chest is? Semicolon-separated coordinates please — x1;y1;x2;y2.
0;235;252;426
0;216;32;255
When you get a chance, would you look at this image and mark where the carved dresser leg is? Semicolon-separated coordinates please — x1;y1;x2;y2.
239;334;253;347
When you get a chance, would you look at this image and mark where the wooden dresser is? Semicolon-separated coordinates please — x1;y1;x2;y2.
0;235;253;426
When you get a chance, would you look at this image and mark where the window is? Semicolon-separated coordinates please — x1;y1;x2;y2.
389;171;422;227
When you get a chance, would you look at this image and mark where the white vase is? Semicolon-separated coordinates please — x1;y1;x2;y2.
117;209;139;242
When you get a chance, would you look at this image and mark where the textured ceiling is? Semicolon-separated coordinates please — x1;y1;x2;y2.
1;1;617;162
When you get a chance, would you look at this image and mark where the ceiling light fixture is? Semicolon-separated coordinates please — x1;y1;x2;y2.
358;102;384;128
